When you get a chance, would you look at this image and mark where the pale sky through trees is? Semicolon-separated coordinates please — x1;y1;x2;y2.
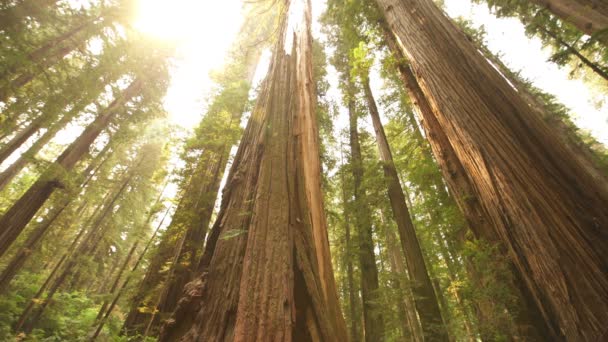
132;0;607;144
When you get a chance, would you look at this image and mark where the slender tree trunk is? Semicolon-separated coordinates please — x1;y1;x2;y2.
0;57;120;166
16;171;133;333
94;240;139;321
0;79;142;257
383;223;423;342
347;82;385;342
339;148;361;342
12;219;90;332
531;0;608;43
143;232;188;338
0;115;44;164
159;1;347;340
0;199;68;294
536;23;608;81
89;207;170;341
0;15;105;102
0;95;100;192
0;138;110;292
363;77;448;341
376;1;608;339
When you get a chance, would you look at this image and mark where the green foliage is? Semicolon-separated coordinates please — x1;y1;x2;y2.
472;0;608;100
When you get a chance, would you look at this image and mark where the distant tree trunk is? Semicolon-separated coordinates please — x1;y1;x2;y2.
13;221;89;332
531;0;608;43
0;13;111;102
379;209;423;342
535;23;608;80
376;1;608;339
0;95;98;192
89;207;170;341
94;240;139;321
0;199;68;294
0;115;44;164
0;79;142;257
347;82;385;342
338;150;362;342
159;1;348;340
16;171;133;334
0;58;120;166
362;77;448;341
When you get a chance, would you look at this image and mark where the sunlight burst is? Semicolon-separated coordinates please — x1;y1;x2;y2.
134;0;243;129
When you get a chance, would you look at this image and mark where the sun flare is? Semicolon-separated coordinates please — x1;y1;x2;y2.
134;0;243;129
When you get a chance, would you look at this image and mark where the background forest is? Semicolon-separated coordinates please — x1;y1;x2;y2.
0;0;607;341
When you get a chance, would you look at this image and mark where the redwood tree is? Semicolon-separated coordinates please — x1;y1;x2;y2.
376;0;608;340
159;0;347;340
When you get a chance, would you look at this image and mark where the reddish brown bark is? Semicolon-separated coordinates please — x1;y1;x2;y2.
376;0;608;339
0;79;142;257
159;1;347;340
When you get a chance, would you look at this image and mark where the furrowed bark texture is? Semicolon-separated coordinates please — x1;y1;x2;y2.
159;1;347;340
0;79;142;257
362;78;447;341
347;84;385;342
531;0;608;42
376;0;608;340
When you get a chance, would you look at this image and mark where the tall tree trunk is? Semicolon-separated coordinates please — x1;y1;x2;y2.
339;147;362;342
531;0;608;43
0;115;45;164
0;98;92;192
362;77;448;341
474;37;608;188
376;1;608;339
94;240;139;322
0;56;122;166
89;206;170;341
159;1;347;340
383;222;423;342
0;79;142;257
401;60;551;341
0;199;68;294
347;83;385;342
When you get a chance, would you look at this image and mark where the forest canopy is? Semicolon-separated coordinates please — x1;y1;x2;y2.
0;0;607;341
